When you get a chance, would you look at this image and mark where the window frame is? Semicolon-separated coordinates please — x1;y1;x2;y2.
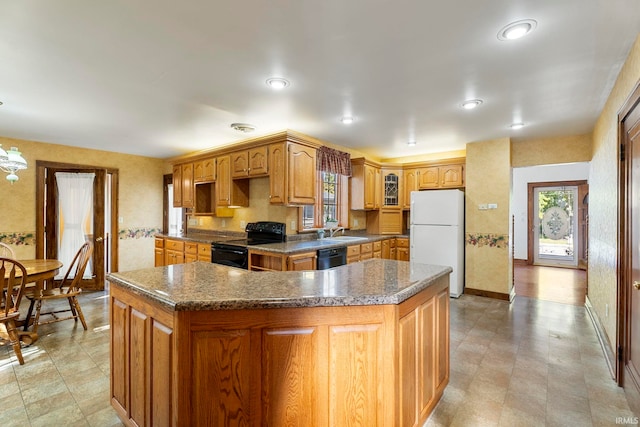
298;170;349;231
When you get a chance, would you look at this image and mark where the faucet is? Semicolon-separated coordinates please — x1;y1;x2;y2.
329;226;344;238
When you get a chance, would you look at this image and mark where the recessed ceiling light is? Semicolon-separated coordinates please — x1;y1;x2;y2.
340;116;354;124
498;19;537;41
230;123;256;133
407;140;417;146
0;101;3;106
510;122;525;130
461;99;483;110
266;78;289;90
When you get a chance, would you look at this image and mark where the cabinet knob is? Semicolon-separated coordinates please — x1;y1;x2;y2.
634;281;640;290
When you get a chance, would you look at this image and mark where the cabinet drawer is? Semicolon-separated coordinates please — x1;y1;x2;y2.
198;244;211;258
155;238;164;249
165;239;184;252
185;242;198;255
373;241;382;251
396;238;409;248
360;242;373;254
390;239;397;248
347;245;361;257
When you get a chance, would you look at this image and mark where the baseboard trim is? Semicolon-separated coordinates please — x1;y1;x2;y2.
513;259;528;266
464;287;512;301
585;296;617;381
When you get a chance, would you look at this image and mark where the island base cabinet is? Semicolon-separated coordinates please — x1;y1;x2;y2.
110;288;175;427
109;275;449;426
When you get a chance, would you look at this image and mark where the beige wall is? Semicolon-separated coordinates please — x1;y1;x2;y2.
0;136;167;271
511;133;592;168
590;35;640;345
464;138;512;295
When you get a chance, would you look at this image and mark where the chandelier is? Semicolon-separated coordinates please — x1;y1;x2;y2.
0;145;28;183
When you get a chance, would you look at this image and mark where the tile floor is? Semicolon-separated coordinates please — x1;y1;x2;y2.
0;288;635;426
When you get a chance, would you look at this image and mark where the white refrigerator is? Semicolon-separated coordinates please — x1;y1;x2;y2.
410;189;465;298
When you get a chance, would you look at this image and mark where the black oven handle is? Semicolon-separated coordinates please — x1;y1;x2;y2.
212;247;247;256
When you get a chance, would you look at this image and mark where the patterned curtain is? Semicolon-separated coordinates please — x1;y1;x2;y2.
317;146;352;176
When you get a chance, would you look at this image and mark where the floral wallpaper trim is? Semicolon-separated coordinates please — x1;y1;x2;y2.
0;232;36;246
466;233;509;249
118;227;162;240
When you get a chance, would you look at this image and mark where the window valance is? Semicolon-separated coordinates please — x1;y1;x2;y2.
317;146;352;176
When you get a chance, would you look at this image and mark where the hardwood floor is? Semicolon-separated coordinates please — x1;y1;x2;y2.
514;263;587;306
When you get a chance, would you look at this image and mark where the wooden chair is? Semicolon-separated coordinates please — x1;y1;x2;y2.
0;242;16;259
28;242;93;334
0;257;27;365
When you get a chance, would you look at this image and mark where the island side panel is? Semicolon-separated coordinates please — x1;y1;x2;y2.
398;274;450;426
110;284;175;427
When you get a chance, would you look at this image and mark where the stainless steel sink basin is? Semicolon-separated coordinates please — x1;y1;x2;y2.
322;236;368;242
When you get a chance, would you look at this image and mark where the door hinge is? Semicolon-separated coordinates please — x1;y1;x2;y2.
621;143;626;161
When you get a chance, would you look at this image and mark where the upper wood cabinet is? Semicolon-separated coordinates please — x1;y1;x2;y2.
231;146;269;178
172;163;194;208
351;159;381;210
288;143;316;205
215;155;249;207
382;169;402;209
268;142;316;206
194;157;215;183
366;209;403;235
403;168;418;209
417;164;464;189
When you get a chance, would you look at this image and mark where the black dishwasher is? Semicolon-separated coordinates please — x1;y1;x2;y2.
317;246;347;270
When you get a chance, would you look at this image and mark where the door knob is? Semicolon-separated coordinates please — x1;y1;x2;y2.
95;236;104;242
634;281;640;290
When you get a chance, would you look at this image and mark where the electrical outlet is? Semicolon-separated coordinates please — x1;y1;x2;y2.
291;220;296;230
221;219;226;228
240;220;246;229
118;216;124;224
354;219;359;227
478;204;488;210
488;203;498;209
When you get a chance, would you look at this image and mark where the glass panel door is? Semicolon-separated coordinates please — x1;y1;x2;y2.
533;186;578;267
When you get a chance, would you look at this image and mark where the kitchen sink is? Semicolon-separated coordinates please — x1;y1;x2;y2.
322;236;368;242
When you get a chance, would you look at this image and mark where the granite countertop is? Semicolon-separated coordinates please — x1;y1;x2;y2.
107;260;451;311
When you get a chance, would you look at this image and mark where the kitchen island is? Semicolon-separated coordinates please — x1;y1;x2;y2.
107;259;451;426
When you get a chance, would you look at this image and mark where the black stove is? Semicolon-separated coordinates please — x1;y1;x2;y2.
211;222;286;269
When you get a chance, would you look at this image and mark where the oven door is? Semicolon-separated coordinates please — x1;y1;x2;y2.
211;244;249;269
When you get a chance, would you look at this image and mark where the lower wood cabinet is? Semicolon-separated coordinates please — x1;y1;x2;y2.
164;239;184;266
154;238;164;267
396;237;410;261
109;274;449;426
249;249;317;271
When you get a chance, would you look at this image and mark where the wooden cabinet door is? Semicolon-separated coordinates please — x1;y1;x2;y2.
288;252;317;271
403;169;418;209
269;142;286;204
216;155;231;206
417;167;439;189
364;165;379;209
288;143;316;205
231;151;249;178
381;239;390;259
194;157;215;182
172;164;182;207
181;163;194;208
154;248;164;267
440;165;464;188
248;146;269;176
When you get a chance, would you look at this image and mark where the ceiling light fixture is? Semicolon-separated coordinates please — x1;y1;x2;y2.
230;123;256;133
340;116;354;124
407;140;417;146
510;122;525;130
0;145;27;183
498;19;537;41
461;99;483;110
266;78;289;90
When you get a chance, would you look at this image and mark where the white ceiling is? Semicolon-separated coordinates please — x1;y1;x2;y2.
0;1;639;160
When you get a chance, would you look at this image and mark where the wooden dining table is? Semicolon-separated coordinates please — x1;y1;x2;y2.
10;259;63;344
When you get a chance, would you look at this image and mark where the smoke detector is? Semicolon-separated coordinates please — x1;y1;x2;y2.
230;123;256;133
